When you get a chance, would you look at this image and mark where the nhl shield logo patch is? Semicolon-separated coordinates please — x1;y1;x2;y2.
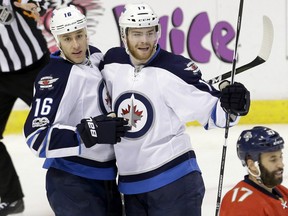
0;4;14;25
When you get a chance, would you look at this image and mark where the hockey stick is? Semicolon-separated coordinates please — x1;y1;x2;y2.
208;15;274;85
215;0;244;215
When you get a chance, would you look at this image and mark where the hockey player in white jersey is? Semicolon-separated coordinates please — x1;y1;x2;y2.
84;3;250;216
23;5;129;216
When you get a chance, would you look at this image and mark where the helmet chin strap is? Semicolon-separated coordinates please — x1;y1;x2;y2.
122;38;130;55
246;161;263;184
58;46;68;61
55;35;70;62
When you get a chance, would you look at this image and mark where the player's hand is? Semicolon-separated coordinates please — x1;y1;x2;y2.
219;81;250;116
13;2;40;21
76;114;130;148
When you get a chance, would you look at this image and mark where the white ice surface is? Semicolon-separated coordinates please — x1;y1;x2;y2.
4;124;288;216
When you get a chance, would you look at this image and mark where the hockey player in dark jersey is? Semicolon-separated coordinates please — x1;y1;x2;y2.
23;5;129;216
0;1;49;215
219;126;288;216
82;3;250;216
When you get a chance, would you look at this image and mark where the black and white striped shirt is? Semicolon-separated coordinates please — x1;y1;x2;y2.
0;0;48;73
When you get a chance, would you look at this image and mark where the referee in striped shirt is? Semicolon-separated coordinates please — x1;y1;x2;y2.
0;1;49;215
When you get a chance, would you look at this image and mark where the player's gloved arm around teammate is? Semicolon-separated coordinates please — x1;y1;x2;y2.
219;80;250;116
76;113;130;148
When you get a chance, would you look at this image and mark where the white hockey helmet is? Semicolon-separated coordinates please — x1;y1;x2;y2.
119;3;160;39
50;5;87;44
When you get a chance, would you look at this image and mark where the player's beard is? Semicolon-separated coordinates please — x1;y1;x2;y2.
127;40;156;64
259;163;283;188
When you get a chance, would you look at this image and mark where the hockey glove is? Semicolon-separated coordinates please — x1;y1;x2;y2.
219;81;250;116
76;114;130;147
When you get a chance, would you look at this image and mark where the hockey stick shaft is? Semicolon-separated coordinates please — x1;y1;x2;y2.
215;0;244;215
208;15;273;85
230;0;244;85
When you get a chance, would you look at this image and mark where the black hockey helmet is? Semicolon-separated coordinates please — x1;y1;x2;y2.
237;126;284;166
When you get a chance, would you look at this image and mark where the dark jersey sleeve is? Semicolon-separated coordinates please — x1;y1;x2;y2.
24;56;80;158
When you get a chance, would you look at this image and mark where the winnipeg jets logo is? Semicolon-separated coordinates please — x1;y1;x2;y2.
98;80;111;114
121;95;143;128
115;92;154;139
184;61;200;73
38;76;59;90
